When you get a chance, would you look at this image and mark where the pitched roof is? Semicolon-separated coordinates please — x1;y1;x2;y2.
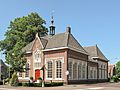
23;32;88;55
42;33;68;49
84;45;108;61
67;34;88;54
22;40;35;52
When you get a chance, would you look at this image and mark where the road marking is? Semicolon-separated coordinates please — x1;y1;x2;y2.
74;87;104;90
0;88;18;90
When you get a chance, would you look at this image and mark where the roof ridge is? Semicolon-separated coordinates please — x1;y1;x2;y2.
68;34;88;55
95;45;99;57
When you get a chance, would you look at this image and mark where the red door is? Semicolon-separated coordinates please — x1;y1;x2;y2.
35;69;40;81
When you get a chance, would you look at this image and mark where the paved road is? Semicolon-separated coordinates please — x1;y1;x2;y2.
0;83;120;90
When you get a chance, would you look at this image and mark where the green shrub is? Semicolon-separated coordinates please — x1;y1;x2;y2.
22;83;29;87
18;83;42;87
111;76;119;82
30;77;33;80
45;82;63;87
5;78;10;84
44;83;51;87
0;81;3;85
18;82;63;87
34;83;42;87
38;77;42;80
18;83;22;86
10;72;19;86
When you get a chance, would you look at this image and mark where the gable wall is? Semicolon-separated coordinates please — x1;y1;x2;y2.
31;37;44;80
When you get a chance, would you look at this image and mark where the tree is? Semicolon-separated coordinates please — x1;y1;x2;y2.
116;61;120;77
0;12;48;73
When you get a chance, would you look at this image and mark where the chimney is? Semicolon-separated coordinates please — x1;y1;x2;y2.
66;26;71;34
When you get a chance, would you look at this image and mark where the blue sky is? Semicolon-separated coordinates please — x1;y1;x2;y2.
0;0;120;64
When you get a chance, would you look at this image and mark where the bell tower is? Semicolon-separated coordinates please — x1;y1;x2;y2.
49;15;55;36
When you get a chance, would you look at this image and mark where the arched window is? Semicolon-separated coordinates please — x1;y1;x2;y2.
94;70;96;79
25;63;29;77
68;62;72;79
90;69;93;79
73;63;77;79
56;60;62;78
78;63;81;79
82;64;86;79
34;50;41;62
47;61;52;78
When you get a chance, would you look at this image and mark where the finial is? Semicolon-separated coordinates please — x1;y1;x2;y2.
51;10;55;26
66;26;71;34
49;10;55;36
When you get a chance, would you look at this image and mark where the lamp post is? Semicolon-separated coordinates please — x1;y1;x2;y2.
40;65;45;87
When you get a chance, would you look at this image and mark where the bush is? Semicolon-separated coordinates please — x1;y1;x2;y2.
30;77;33;80
18;82;42;87
18;82;63;87
10;72;19;86
38;77;42;80
22;83;29;87
34;83;42;87
0;81;3;85
18;82;22;86
5;78;10;84
110;76;119;82
45;82;63;87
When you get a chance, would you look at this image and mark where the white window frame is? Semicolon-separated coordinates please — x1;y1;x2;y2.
68;61;73;80
47;61;53;80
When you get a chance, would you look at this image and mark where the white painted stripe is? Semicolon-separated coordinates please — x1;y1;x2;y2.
74;87;104;90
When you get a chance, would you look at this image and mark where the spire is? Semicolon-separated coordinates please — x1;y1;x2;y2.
49;11;55;36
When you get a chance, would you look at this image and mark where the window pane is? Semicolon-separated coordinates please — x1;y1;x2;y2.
68;62;72;79
47;61;52;78
56;60;62;78
25;63;29;77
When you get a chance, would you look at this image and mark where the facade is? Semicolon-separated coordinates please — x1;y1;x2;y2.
84;46;108;83
108;64;115;78
0;59;8;81
18;25;108;84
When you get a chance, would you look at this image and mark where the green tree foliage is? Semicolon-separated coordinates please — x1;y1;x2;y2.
116;61;120;76
0;12;48;73
10;72;19;86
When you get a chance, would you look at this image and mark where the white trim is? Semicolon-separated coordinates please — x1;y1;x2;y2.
18;77;23;79
18;77;29;80
55;59;63;80
55;78;63;80
26;51;32;54
46;78;53;80
92;57;99;58
42;47;68;51
45;57;64;80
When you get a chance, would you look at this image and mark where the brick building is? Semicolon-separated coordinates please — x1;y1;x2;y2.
18;18;108;84
108;64;115;78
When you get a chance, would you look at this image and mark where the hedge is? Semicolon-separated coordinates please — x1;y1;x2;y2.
45;82;63;87
18;82;63;87
18;82;42;87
